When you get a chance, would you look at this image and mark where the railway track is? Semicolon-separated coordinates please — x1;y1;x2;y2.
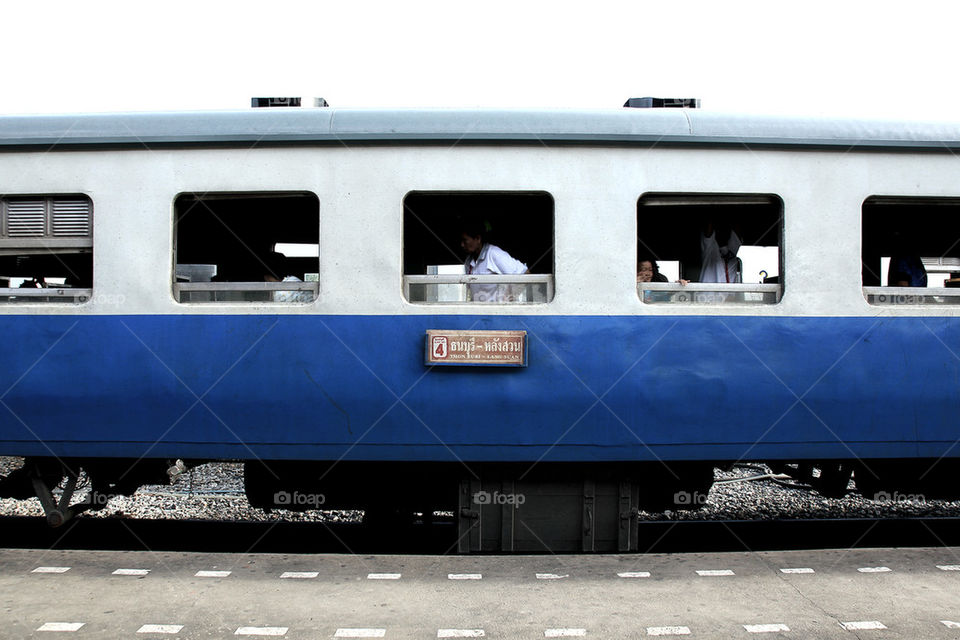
3;514;960;555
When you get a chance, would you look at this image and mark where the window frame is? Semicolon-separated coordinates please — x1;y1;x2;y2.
401;190;556;305
172;190;320;304
0;194;93;304
636;192;784;306
861;195;960;306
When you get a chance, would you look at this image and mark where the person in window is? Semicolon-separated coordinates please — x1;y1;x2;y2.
887;259;926;287
637;258;669;284
638;257;688;302
262;251;311;303
885;230;926;287
460;220;527;302
699;221;742;283
887;232;927;287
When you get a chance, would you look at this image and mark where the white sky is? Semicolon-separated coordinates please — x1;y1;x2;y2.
2;0;959;120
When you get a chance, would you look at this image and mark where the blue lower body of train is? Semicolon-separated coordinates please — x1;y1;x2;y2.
0;314;957;462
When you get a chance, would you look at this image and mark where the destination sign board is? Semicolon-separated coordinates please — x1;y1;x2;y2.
425;330;527;367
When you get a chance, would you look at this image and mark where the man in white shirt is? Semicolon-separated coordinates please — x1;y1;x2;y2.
461;224;528;302
262;251;312;303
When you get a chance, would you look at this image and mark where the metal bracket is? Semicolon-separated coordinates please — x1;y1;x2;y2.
582;479;596;552
457;478;483;553
30;467;78;527
618;481;639;552
500;480;515;552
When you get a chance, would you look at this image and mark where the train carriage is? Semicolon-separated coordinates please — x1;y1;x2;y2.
0;105;959;550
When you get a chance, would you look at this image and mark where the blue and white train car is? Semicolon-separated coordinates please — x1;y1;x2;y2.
0;106;958;548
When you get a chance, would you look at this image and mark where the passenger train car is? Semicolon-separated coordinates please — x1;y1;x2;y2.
0;104;959;550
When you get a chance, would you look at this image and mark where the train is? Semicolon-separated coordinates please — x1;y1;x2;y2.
0;102;959;551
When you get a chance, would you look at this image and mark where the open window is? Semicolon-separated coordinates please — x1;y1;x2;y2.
403;192;554;304
862;196;960;305
0;195;92;303
173;192;319;303
636;193;783;304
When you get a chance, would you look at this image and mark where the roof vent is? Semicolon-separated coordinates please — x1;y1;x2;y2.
251;97;302;108
624;97;700;108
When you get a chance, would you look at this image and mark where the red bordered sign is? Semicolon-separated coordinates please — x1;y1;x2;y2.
425;330;527;367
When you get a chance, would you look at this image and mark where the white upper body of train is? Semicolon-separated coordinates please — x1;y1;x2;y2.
0;107;959;318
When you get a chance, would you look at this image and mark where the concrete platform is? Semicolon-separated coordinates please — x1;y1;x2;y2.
1;546;959;638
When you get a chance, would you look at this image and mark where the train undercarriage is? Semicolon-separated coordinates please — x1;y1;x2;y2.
0;458;178;526
1;457;958;551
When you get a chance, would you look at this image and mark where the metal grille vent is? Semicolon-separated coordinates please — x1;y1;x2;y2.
6;200;46;237
51;199;91;236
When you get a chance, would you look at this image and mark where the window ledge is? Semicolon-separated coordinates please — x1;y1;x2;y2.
639;282;781;304
863;286;960;305
0;287;91;303
404;274;554;304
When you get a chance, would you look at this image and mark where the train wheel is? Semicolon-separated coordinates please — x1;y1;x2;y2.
813;462;853;498
25;459;80;527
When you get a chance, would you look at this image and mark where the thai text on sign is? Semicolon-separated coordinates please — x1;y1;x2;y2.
425;330;527;366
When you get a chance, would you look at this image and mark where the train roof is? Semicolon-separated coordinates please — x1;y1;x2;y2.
1;108;960;150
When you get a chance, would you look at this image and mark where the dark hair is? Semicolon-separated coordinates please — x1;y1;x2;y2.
460;216;488;240
262;251;288;279
638;257;668;282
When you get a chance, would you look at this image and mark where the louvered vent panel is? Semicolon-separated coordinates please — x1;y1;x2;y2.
6;200;46;237
51;199;91;236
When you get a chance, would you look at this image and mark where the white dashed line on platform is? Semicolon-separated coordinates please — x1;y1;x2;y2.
544;629;586;637
536;573;569;580
195;570;231;578
744;623;790;633
646;626;691;636
438;630;485;638
334;629;386;638
937;565;960;571
942;621;960;629
137;624;184;634
32;566;71;574
840;621;886;631
448;573;482;580
367;573;402;580
779;568;814;574
279;571;318;579
617;571;651;578
857;567;891;573
696;569;734;576
234;627;288;636
37;622;85;632
113;569;150;576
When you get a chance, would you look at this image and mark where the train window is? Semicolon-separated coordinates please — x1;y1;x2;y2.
0;195;93;303
403;192;554;304
637;193;783;304
173;192;319;303
862;196;960;305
